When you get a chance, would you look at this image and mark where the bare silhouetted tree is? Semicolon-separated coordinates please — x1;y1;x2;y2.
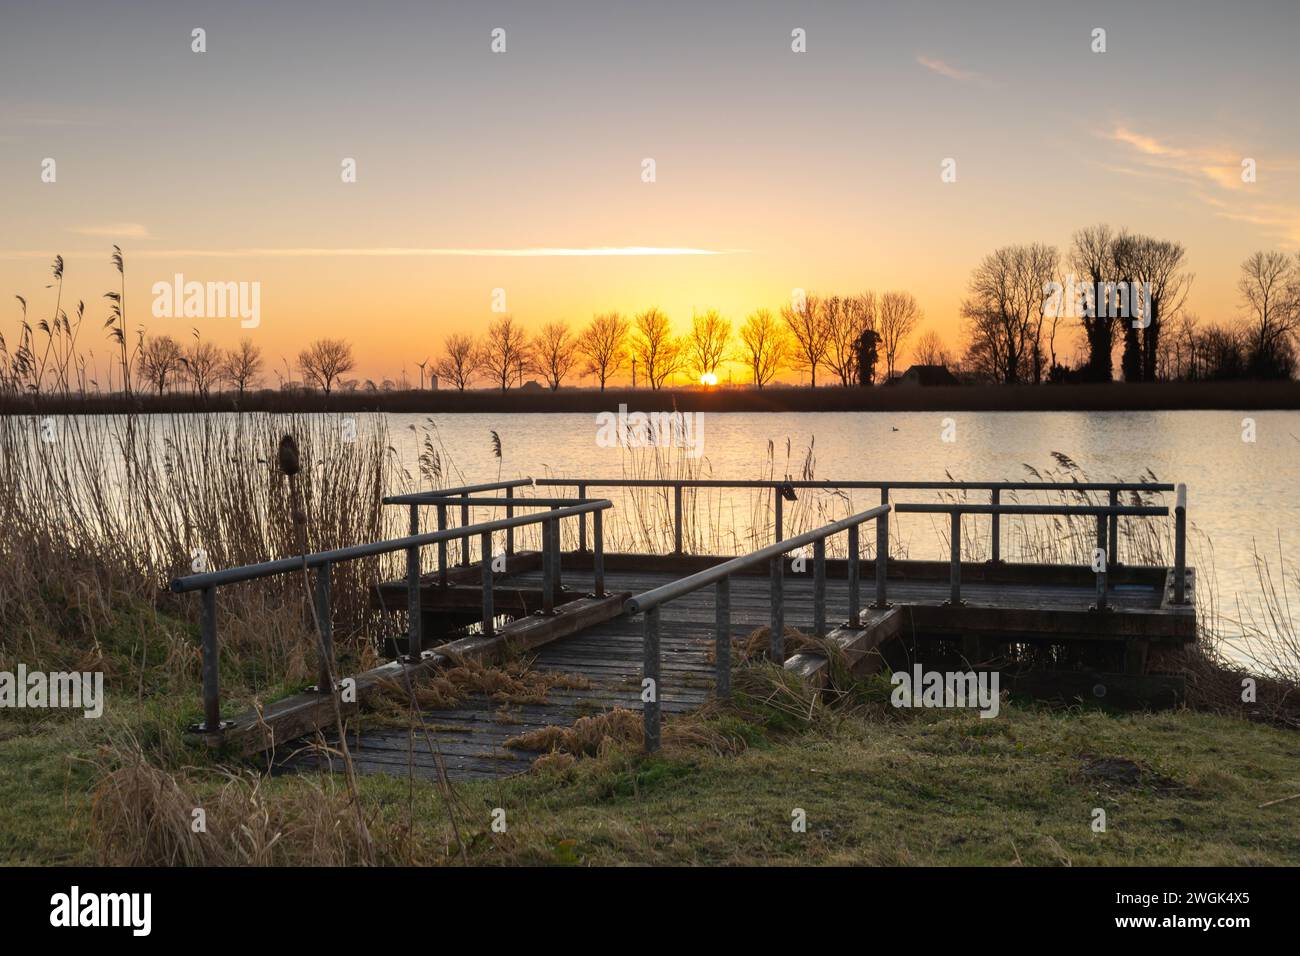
183;330;222;397
631;308;684;389
912;328;954;368
139;334;184;395
434;332;481;391
577;312;629;391
738;308;789;388
960;244;1057;384
479;316;532;391
1127;235;1192;381
1069;224;1120;381
533;320;580;390
781;292;827;387
297;338;356;395
221;338;263;397
1238;250;1300;376
878;290;923;382
824;293;876;386
687;310;731;381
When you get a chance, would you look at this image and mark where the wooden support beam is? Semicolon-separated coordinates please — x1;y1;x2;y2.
374;582;548;616
369;551;542;610
906;602;1195;642
783;607;902;689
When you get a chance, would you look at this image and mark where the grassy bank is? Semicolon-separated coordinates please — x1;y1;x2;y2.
1;411;1297;866
6;678;1299;866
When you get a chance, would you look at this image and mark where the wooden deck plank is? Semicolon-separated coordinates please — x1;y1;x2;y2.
280;552;1195;783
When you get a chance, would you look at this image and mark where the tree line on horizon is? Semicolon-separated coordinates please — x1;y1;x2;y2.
960;226;1300;385
3;235;1299;401
429;289;925;393
0;248;363;400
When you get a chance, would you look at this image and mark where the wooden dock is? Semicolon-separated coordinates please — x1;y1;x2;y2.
169;477;1196;781
282;555;1195;782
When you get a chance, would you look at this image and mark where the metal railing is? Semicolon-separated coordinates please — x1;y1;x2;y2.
535;477;1175;564
893;484;1185;610
623;504;891;751
386;479;533;564
170;498;612;735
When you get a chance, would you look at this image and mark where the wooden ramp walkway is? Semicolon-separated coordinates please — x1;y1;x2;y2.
280;560;1193;782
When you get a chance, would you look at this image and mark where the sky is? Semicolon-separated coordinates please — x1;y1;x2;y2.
2;0;1299;386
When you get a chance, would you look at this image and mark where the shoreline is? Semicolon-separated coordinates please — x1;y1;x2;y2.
3;380;1300;416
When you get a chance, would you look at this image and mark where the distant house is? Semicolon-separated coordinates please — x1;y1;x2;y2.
519;379;544;392
897;364;959;387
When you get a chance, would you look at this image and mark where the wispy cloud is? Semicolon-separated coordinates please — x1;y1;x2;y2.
0;245;745;260
141;246;742;258
68;223;151;239
915;55;993;87
1098;124;1300;245
1101;125;1242;190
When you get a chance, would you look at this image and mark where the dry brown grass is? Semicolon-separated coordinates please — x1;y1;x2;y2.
0;412;402;707
504;705;743;763
370;657;593;717
731;624;830;663
88;736;373;866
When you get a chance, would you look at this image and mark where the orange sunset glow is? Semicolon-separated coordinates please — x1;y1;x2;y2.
3;1;1299;387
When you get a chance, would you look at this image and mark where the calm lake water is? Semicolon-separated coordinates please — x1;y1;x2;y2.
381;409;1299;633
17;407;1299;657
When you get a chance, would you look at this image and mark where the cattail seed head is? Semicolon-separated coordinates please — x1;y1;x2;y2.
278;434;301;476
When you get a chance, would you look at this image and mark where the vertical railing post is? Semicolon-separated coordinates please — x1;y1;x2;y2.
1108;488;1120;568
873;492;890;608
715;577;731;698
406;526;422;660
505;485;515;556
541;518;555;614
774;489;784;545
1094;514;1109;611
673;483;683;554
643;607;661;753
550;504;563;601
436;503;448;587
769;553;785;662
200;586;221;733
990;488;1001;563
480;531;495;639
847;522;861;627
813;537;827;637
314;562;333;692
578;483;588;552
948;511;962;605
459;493;470;566
1174;484;1187;604
592;508;605;597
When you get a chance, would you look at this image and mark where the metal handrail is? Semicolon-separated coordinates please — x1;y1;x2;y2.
383;478;533;504
626;505;892;614
387;496;601;508
172;498;612;736
535;476;1175;558
625;503;891;752
536;478;1174;491
169;502;605;591
893;494;1183;609
893;504;1168;516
